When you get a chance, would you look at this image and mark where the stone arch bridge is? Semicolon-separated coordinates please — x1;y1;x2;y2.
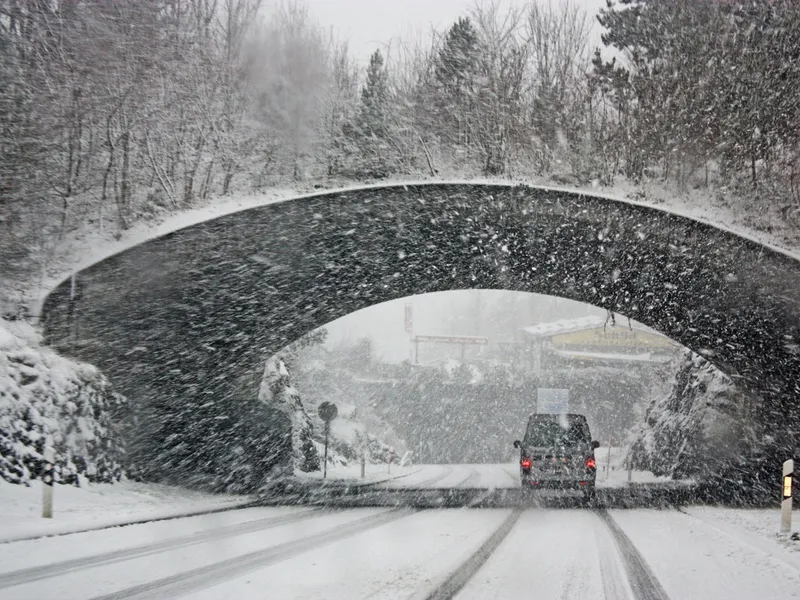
41;183;800;468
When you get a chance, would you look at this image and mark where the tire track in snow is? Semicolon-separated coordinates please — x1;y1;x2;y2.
592;512;635;600
381;465;455;489
417;508;523;600
88;508;413;600
501;465;519;486
596;510;669;600
456;467;481;488
0;508;323;589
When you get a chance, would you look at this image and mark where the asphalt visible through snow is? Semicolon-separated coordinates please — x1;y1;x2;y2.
0;465;797;600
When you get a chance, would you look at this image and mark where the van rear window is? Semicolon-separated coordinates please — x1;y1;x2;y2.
524;420;590;446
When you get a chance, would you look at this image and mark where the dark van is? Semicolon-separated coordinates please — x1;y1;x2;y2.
513;413;600;503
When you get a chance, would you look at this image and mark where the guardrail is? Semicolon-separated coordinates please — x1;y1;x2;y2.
257;480;698;509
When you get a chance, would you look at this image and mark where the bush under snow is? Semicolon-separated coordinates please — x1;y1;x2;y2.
0;318;125;486
259;357;320;474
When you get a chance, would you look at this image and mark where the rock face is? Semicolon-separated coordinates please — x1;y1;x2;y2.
0;318;125;486
629;350;756;482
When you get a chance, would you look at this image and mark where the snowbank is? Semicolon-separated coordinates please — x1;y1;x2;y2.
0;478;251;542
682;506;800;556
0;318;125;486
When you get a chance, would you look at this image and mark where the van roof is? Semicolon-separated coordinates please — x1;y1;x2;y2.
527;413;587;420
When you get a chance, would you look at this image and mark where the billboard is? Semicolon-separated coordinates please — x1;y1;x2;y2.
536;388;569;414
550;327;675;351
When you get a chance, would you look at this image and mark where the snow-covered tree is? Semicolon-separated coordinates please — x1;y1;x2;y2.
259;357;320;473
0;318;125;485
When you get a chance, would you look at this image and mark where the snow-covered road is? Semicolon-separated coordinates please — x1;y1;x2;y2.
1;502;797;599
376;464;518;489
373;451;669;490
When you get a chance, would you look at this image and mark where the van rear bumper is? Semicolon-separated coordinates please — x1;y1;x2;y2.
521;477;595;490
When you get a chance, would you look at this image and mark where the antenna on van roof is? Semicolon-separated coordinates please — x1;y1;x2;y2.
604;309;615;330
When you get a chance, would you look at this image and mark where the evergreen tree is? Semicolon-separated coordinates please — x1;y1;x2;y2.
431;17;481;148
340;50;398;178
358;50;390;138
595;0;800;186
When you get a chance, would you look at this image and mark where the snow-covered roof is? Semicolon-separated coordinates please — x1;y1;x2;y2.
520;315;666;340
521;315;606;338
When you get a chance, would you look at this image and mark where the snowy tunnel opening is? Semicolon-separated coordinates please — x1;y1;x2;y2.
264;289;753;487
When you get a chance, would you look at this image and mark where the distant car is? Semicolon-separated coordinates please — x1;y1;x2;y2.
513;413;600;503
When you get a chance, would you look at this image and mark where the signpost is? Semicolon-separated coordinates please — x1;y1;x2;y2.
536;388;569;414
782;458;794;535
318;402;338;479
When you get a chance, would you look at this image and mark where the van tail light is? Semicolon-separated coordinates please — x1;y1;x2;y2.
585;457;596;469
521;457;532;469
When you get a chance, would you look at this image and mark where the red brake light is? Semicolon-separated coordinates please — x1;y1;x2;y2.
521;458;532;469
585;457;596;469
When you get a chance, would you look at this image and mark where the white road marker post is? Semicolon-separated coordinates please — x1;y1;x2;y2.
42;445;55;519
781;458;794;535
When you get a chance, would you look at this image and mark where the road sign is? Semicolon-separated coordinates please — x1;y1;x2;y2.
318;402;338;423
536;388;569;414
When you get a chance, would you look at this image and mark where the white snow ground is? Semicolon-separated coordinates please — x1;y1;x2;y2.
0;479;252;542
610;509;800;600
0;501;796;599
0;448;677;545
190;508;511;600
295;463;422;486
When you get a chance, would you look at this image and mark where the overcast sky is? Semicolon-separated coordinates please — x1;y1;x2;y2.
324;291;606;363
298;0;615;361
303;0;610;63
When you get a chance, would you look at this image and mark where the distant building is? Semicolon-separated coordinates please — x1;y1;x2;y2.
520;315;680;373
